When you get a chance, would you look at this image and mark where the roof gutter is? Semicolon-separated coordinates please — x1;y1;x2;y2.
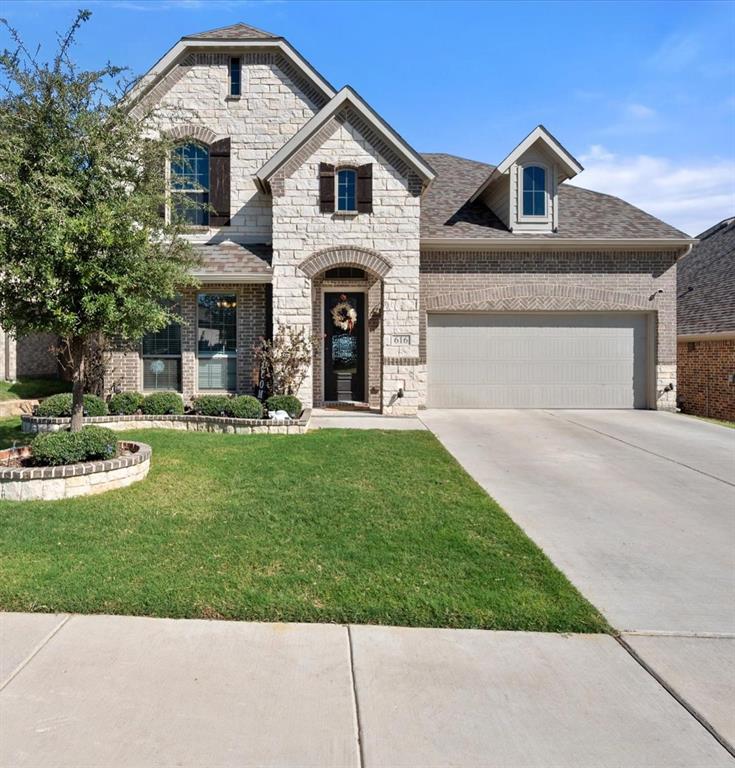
678;331;735;342
420;238;698;252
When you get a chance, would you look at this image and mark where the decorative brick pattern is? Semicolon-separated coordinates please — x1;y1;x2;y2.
299;246;392;279
677;338;735;421
420;249;679;410
165;124;221;144
0;441;151;501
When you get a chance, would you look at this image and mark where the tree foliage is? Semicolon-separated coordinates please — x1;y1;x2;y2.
0;11;198;428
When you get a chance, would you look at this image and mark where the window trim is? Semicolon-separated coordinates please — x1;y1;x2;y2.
169;141;210;228
518;162;550;222
196;291;238;393
335;166;358;214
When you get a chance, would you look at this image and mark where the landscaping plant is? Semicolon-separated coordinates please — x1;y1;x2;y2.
108;392;145;416
192;395;231;417
36;393;108;418
226;395;263;420
254;327;312;399
141;392;184;415
0;11;197;431
31;426;117;466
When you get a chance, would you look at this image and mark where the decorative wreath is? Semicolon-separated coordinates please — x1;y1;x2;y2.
331;294;358;333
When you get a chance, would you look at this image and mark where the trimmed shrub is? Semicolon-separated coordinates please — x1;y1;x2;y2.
226;395;262;420
192;395;231;417
141;391;184;415
265;395;302;418
108;391;144;415
36;393;108;418
31;426;118;466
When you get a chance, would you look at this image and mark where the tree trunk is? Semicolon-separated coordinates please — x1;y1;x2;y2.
69;335;86;433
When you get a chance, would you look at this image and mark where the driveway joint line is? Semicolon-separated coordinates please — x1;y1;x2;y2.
0;613;71;692
545;411;735;487
346;625;365;768
615;634;735;759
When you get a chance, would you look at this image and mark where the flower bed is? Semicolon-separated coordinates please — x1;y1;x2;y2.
0;440;151;501
21;409;312;435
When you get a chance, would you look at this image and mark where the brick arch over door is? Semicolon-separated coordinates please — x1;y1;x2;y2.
299;246;392;279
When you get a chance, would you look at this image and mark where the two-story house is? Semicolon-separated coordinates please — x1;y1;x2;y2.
110;22;693;414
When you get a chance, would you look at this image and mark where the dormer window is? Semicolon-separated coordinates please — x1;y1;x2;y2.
337;168;357;212
522;165;546;217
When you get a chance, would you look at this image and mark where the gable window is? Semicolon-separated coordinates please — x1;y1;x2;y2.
141;300;182;391
522;165;546;217
229;57;241;97
171;142;209;226
197;293;237;391
337;168;357;212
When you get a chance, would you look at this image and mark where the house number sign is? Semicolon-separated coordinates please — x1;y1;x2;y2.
392;334;411;345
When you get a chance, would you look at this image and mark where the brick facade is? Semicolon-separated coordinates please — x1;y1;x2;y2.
0;331;58;381
419;250;679;410
677;338;735;422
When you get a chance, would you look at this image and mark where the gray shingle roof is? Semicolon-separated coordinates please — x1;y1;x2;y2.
677;217;735;335
420;153;690;241
192;242;272;278
183;23;278;41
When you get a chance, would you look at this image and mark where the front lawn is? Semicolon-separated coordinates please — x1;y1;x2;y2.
0;377;70;402
0;419;607;632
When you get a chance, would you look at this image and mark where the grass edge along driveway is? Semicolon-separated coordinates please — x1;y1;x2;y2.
0;419;608;633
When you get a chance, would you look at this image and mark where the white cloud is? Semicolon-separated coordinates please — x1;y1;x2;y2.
576;146;735;236
626;103;656;119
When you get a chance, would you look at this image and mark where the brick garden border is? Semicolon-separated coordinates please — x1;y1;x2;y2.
0;440;151;501
21;409;312;436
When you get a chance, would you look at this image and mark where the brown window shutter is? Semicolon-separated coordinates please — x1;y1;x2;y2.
209;138;231;226
319;162;335;213
357;163;373;213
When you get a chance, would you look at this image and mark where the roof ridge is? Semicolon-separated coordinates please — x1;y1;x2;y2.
183;22;278;41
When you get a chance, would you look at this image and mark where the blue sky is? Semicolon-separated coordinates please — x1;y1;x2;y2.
3;0;734;235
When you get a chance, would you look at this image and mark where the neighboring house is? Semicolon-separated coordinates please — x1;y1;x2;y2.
0;332;58;381
677;217;735;421
107;22;693;413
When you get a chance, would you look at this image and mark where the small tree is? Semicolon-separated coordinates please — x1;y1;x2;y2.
0;11;197;430
254;327;313;398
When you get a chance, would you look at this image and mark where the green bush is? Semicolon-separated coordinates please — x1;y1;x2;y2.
266;395;302;418
31;426;118;466
141;391;184;415
192;394;231;417
226;395;262;420
36;393;109;418
108;391;144;415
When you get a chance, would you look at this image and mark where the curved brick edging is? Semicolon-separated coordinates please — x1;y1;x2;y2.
21;409;312;435
0;441;151;501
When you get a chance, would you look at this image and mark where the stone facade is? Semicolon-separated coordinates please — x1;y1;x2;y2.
419;250;679;410
677;338;735;421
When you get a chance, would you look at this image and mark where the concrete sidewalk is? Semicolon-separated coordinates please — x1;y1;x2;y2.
2;612;732;767
309;407;426;430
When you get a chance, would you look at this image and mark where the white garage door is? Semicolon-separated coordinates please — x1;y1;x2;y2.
427;313;649;408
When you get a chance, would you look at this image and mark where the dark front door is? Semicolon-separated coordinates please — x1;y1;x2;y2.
324;292;366;402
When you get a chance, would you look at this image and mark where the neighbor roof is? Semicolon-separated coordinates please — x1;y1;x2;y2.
421;153;691;244
192;242;272;282
183;23;278;40
677;217;735;335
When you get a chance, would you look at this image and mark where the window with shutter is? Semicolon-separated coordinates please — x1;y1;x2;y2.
357;163;373;213
209;138;231;226
319;162;335;213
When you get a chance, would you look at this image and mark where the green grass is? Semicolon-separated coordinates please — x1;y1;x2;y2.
0;419;607;632
0;377;71;402
682;414;735;429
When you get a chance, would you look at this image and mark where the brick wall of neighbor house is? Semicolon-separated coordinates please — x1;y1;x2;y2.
107;283;267;402
16;334;58;378
149;52;322;243
677;339;735;422
271;117;422;413
419;250;679;410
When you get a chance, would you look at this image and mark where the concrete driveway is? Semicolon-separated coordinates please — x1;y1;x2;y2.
420;408;735;748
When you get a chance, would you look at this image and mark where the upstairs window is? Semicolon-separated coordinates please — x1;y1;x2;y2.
522;165;546;217
229;57;241;97
171;142;209;226
337;168;357;212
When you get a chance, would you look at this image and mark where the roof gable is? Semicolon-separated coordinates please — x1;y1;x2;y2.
256;86;435;189
469;125;583;203
183;22;277;40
